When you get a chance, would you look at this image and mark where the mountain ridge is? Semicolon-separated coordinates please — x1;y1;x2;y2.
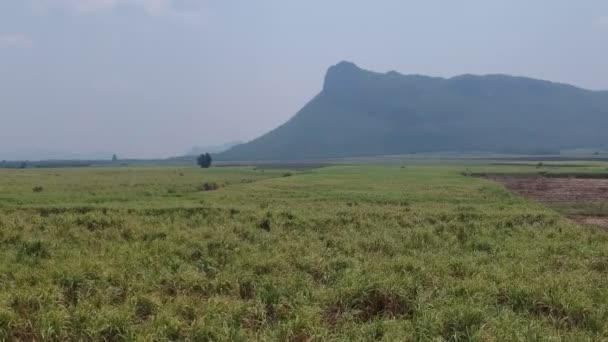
218;62;608;161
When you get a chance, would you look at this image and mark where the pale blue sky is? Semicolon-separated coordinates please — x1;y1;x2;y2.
1;0;607;159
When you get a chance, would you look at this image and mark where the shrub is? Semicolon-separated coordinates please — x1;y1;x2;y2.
75;212;124;231
96;313;131;341
58;275;85;306
326;284;416;325
239;280;255;300
142;232;168;242
19;240;50;259
441;307;484;341
134;296;157;320
0;309;15;341
32;186;44;193
258;217;271;231
497;287;599;331
200;182;220;192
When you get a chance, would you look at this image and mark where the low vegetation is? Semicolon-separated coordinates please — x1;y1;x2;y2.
200;182;221;192
0;165;607;340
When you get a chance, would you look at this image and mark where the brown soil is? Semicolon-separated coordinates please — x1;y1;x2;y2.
486;176;608;202
486;174;608;229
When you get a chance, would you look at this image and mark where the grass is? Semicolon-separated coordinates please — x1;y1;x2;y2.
0;165;608;340
551;202;608;218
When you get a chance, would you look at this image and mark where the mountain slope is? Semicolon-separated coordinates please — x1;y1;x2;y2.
186;141;243;156
218;62;608;161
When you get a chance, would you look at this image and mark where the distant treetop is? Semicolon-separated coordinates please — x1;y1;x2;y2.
197;153;212;168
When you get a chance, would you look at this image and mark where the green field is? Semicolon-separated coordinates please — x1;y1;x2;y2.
1;165;608;341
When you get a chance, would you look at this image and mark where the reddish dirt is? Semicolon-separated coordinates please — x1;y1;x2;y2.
486;176;608;202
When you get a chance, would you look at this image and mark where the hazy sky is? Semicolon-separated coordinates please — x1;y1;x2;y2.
1;1;607;159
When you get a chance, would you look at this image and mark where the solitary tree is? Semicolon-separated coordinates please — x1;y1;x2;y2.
197;153;212;168
112;154;118;162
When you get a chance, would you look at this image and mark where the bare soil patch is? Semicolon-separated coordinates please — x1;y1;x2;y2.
483;174;608;229
486;175;608;202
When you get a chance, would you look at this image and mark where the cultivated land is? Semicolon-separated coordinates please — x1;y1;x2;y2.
1;164;608;340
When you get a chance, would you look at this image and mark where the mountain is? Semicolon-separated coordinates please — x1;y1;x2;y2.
0;148;114;161
217;61;608;161
186;141;243;156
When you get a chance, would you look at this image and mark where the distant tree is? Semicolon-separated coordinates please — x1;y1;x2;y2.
594;151;600;156
536;162;544;169
112;154;118;162
20;161;28;169
197;153;212;168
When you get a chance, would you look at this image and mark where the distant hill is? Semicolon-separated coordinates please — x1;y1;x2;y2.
0;149;113;161
217;61;608;161
186;141;243;156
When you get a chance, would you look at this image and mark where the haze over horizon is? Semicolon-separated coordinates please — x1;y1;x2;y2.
2;1;608;159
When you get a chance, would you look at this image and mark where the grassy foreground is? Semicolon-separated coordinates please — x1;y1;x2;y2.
1;165;608;341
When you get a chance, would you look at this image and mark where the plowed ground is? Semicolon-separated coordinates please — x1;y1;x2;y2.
486;175;608;229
